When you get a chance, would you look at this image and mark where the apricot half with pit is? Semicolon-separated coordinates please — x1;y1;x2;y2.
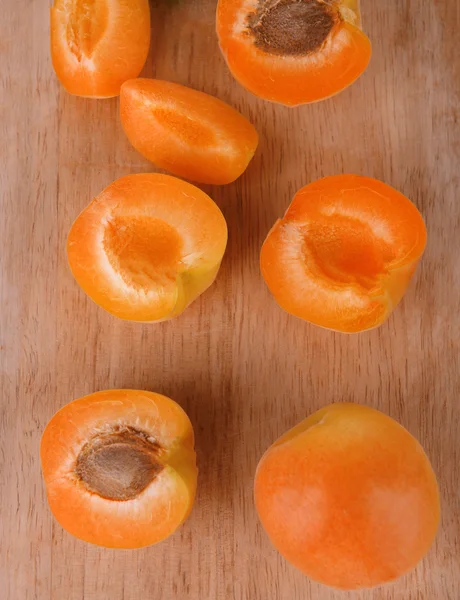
217;0;372;105
41;390;198;549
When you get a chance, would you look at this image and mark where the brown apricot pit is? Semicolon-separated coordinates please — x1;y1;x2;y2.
248;0;340;57
75;425;164;501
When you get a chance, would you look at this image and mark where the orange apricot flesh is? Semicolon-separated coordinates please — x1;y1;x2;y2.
217;0;371;106
255;403;440;590
261;175;427;333
41;390;198;549
120;79;259;185
67;174;228;322
51;0;150;98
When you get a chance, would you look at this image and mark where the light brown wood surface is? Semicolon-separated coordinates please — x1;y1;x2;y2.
1;0;459;598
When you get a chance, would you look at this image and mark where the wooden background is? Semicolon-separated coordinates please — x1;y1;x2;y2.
1;0;459;598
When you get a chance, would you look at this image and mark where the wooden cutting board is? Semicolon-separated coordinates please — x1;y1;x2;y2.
1;1;459;598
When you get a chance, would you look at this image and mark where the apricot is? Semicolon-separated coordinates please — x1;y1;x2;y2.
120;79;259;185
67;173;228;321
261;175;427;333
217;0;371;106
51;0;150;98
40;390;197;549
255;403;440;590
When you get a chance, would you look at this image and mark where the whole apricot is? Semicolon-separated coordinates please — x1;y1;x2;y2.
254;403;440;590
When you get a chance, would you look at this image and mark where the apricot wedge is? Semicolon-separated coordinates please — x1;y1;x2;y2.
255;403;440;590
67;174;228;321
261;175;427;333
120;79;259;184
217;0;371;106
41;390;198;549
51;0;150;97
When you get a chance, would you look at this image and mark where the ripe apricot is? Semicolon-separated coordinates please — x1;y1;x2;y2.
120;79;259;185
255;403;440;590
217;0;371;106
41;390;198;549
261;175;427;333
51;0;150;97
67;173;228;322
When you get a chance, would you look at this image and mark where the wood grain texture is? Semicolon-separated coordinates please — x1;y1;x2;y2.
1;0;459;598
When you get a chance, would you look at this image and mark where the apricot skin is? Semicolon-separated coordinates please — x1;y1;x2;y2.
254;403;440;590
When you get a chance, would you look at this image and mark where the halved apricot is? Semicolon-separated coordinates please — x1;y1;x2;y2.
51;0;150;97
261;175;427;333
41;390;197;549
255;403;440;590
67;174;228;321
217;0;371;106
120;79;259;184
